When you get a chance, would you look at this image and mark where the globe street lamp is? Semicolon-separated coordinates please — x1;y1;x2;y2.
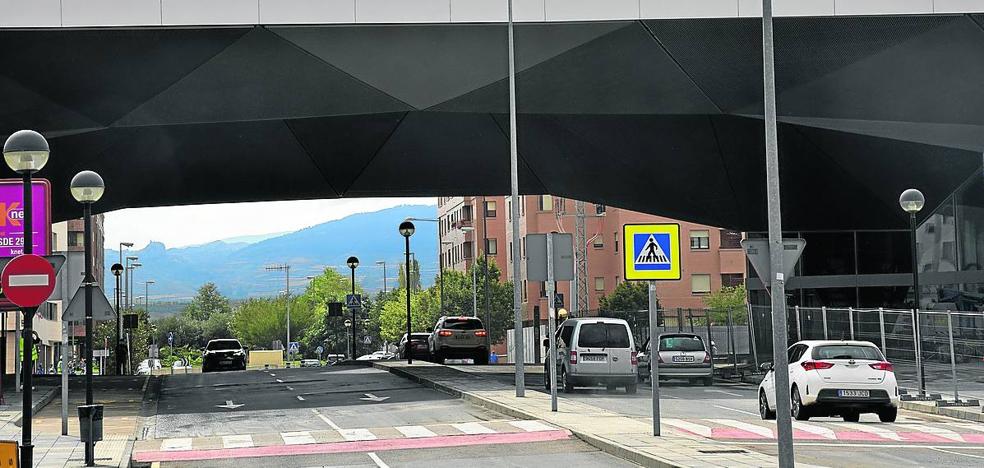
4;129;49;468
71;170;104;467
399;221;415;364
347;256;359;359
900;188;926;395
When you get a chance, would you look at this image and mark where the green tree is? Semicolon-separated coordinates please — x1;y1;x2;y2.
96;307;155;372
702;284;748;325
397;259;421;292
151;282;234;349
184;282;232;321
598;281;651;313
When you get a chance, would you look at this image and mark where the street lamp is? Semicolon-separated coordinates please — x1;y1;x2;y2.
110;264;124;375
70;169;104;467
399;221;415;364
347;256;359;360
266;264;291;357
375;261;387;293
900;188;926;395
127;261;142;313
4;129;49;468
461;227;478;317
144;280;155;314
125;256;139;311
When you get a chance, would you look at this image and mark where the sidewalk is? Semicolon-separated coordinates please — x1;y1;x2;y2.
373;361;780;468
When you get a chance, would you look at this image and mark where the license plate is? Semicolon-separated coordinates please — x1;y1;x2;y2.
581;354;606;362
220;360;232;365
838;389;870;398
454;335;467;340
672;355;695;363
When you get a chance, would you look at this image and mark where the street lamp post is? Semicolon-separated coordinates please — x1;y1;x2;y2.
110;264;123;375
900;188;926;395
71;170;105;467
266;265;291;357
125;256;139;311
347;257;359;360
461;227;478;317
4;129;49;468
399;221;416;364
375;261;387;293
144;280;155;314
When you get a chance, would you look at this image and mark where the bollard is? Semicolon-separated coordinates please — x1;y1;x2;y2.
822;306;828;340
878;308;887;356
848;307;855;340
946;310;958;402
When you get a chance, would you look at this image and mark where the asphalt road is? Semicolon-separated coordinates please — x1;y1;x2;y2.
146;364;638;467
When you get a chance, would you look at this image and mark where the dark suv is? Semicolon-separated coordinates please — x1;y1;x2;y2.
427;316;489;365
202;339;247;372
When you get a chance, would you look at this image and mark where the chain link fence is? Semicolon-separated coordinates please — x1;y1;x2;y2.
750;305;984;402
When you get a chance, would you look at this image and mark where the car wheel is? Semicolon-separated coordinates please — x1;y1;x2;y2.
791;386;810;421
877;407;898;423
703;377;713;386
842;412;860;422
759;391;776;420
560;368;574;393
626;384;638;394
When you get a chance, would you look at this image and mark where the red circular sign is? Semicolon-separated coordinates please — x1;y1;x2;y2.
1;254;56;308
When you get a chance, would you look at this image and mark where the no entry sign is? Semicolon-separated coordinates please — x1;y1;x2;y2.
1;254;56;307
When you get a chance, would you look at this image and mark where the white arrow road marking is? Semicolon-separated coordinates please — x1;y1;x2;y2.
452;422;495;435
830;422;902;441
340;428;377;441
215;400;244;409
8;274;49;287
905;424;965;442
161;438;192;451
708;419;774;438
296;395;305;401
508;420;554;432
222;435;253;448
360;393;390;402
396;426;437;438
281;431;316;445
663;419;713;438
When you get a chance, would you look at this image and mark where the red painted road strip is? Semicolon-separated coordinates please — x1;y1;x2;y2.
134;429;571;463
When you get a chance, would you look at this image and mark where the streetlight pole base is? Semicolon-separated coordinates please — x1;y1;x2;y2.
21;443;33;468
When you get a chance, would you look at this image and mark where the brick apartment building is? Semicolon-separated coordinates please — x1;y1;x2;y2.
437;196;744;323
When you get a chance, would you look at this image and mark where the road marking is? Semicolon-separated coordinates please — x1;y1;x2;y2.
508;420;554;432
360;393;390;402
281;431;316;445
395;425;438;438
296;395;306;401
286;386;294;391
791;421;837;439
904;424;965;442
704;389;743;397
930;447;984;460
312;408;343;431
712;405;759;416
830;422;902;441
709;419;773;438
663;418;713;438
215;400;244;410
452;422;496;435
222;435;253;449
161;438;192;451
367;452;390;468
276;379;284;383
954;423;984;433
339;428;377;441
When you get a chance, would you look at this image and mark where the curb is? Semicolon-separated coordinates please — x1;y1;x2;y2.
374;364;680;468
901;400;984;423
11;385;59;426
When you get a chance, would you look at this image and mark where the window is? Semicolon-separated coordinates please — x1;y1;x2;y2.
593;234;604;248
463;241;473;259
720;229;742;249
538;195;553;211
68;231;84;247
595;204;606;215
614;232;618;253
721;273;743;288
577;323;630;348
442;318;483;330
521;237;526;257
486;238;498;255
539;281;547;297
462;204;472;221
812;345;883;361
558;324;575;347
522;280;528;301
691;274;711;294
658;335;705;352
594;277;605;291
485;200;496;218
690;230;710;250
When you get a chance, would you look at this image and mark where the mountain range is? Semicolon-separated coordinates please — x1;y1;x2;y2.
103;205;438;300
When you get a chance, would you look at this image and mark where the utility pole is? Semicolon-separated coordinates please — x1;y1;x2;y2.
573;200;587;316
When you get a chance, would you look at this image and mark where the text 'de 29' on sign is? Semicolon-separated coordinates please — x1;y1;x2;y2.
0;179;51;257
623;223;681;281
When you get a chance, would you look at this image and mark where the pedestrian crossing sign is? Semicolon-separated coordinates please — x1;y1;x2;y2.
623;223;681;281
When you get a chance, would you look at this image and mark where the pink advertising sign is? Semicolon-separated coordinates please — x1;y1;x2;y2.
0;179;51;257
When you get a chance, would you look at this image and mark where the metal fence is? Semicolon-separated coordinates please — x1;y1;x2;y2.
750;305;984;402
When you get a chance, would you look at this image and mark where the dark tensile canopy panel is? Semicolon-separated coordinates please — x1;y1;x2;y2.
1;15;982;230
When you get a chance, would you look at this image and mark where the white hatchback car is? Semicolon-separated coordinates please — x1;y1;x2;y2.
759;340;899;422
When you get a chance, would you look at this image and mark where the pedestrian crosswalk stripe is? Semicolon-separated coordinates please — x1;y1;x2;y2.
905;424;964;442
340;428;377;441
663;419;713;438
395;426;438;438
281;431;316;445
222;435;253;448
508;421;554;432
452;422;495;435
708;419;773;438
161;438;192;451
791;421;837;439
954;423;984;433
830;422;902;441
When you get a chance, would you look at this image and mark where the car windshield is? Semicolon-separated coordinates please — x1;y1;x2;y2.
812;345;883;360
577;323;631;348
206;340;242;351
659;336;705;352
442;318;483;330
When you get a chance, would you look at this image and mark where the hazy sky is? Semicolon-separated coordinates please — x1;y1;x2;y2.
103;197;436;249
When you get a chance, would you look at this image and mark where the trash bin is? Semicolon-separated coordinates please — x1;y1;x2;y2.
78;404;104;443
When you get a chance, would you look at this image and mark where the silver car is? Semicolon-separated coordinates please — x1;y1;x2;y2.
545;318;638;394
649;333;713;386
428;316;489;364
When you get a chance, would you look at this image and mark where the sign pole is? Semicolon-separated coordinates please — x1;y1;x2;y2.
547;234;557;412
20;172;35;468
649;280;660;436
61;320;68;435
507;0;524;397
762;1;795;466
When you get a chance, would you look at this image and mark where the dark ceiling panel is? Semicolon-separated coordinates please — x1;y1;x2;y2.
0;27;249;126
0;75;103;137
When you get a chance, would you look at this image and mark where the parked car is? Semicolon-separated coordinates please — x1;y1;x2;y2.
356;351;393;361
300;359;321;367
646;333;714;386
543;317;638;394
428;316;489;364
399;333;432;360
758;340;899;422
201;338;247;372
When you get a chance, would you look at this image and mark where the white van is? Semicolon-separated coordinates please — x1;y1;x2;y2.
544;317;638;394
